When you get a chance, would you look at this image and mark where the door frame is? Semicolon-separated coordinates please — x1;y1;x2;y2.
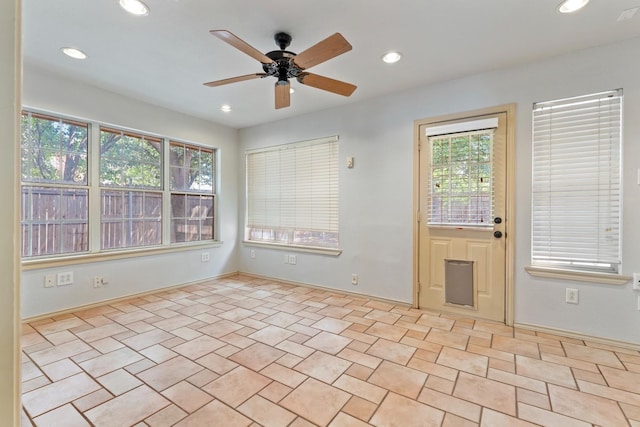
413;104;516;325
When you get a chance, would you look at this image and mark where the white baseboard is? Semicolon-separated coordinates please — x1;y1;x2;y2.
22;271;239;324
514;321;640;352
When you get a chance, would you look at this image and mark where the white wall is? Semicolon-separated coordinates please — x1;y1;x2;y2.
21;67;240;318
1;0;20;422
239;37;640;344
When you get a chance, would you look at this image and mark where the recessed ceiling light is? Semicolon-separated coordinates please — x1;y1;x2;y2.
220;104;232;113
119;0;150;16
60;47;87;59
557;0;590;14
381;51;402;64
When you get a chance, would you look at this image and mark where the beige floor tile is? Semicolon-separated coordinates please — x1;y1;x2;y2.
139;343;178;363
263;312;302;328
275;339;315;358
417;313;455;331
121;329;176;351
418;387;482;423
548;384;628;425
23;372;101;417
34;317;87;335
453;372;516;416
312;317;353;333
162;380;213;413
75;323;129;343
426;329;469;350
203;365;272;407
96;368;142;395
515;355;576;389
198;318;245;337
562;342;625;368
480;408;538;426
600;365;640;394
39;358;82;382
260;363;307;388
248;325;295;346
280;378;351;426
366;338;416;365
144;404;188;427
303;331;352;354
517;388;550;410
364;310;402;325
30;340;93;366
259;382;293;403
540;352;600;373
491;335;540;359
294;350;352;383
364;322;407;342
337;347;382;370
333;374;387;404
174;399;252;427
344;363;374;381
32;403;90;427
72;389;114;412
368;360;427;399
86;385;171;427
137;355;204;391
238;395;297;427
577;379;640;407
172;334;225;359
517;402;591;427
152;314;198;331
425;375;455;395
197;351;239;375
437;346;488;376
370;392;444;427
341;395;377;422
79;347;144;377
328;412;371;427
487;367;547;394
229;342;286;371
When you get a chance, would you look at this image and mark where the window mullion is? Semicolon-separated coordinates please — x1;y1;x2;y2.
162;137;171;246
88;122;102;253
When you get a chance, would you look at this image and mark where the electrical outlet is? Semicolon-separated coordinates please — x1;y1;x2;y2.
57;271;74;286
633;273;640;290
288;255;297;265
44;274;56;288
351;274;358;285
566;288;579;304
250;249;256;259
93;276;103;288
201;252;210;262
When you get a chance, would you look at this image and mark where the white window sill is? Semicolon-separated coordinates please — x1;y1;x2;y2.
21;241;223;270
525;265;631;285
243;240;342;256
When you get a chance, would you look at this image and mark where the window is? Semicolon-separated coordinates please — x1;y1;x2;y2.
246;136;339;249
429;129;493;226
531;89;622;273
20;109;218;259
21;112;89;257
99;128;163;250
169;141;215;243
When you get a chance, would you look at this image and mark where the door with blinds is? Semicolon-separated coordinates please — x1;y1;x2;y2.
417;110;509;322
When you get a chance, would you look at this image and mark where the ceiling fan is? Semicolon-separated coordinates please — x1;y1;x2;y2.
204;30;357;109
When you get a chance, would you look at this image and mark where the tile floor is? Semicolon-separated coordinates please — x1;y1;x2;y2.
20;274;640;426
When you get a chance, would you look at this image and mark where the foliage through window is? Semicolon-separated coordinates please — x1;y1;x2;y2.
21;112;89;257
246;136;339;249
20;109;218;259
170;142;215;243
531;90;622;273
428;130;493;226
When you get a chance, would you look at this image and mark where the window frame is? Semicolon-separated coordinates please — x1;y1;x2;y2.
529;89;623;277
20;108;220;265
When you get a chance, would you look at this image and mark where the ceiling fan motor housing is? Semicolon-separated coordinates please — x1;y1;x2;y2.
263;49;303;83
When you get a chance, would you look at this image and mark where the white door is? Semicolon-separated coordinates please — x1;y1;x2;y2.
417;111;508;322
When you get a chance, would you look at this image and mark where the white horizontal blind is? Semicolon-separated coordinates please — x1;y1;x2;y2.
428;129;495;227
246;136;339;247
531;90;622;272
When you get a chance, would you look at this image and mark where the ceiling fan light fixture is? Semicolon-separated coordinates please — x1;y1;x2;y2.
60;47;87;59
119;0;150;16
381;51;402;64
220;104;232;113
557;0;590;14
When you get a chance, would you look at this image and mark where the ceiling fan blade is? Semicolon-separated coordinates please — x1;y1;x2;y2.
297;73;357;97
203;73;267;87
275;82;291;109
293;33;352;70
210;30;274;64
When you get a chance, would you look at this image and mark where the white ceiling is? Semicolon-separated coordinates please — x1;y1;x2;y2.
23;0;640;129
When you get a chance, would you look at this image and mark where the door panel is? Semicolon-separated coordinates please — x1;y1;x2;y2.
418;112;507;322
